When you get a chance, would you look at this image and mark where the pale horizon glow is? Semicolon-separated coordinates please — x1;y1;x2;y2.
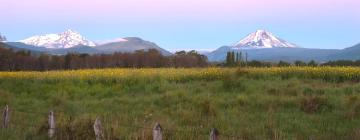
1;0;359;51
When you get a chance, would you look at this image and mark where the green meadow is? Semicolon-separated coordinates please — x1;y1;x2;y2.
1;67;360;139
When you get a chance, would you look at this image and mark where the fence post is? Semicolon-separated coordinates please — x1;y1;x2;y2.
94;117;103;140
209;128;219;140
153;122;162;140
2;105;9;129
48;111;55;138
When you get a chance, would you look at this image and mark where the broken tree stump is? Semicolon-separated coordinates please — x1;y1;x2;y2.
94;117;104;140
2;105;10;129
48;111;55;138
153;122;162;140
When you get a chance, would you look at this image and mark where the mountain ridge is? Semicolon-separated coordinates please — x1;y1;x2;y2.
5;29;360;61
206;30;360;62
12;30;172;55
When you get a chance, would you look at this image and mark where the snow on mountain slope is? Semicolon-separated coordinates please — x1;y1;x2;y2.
206;30;302;61
233;30;297;49
95;38;128;45
19;29;96;49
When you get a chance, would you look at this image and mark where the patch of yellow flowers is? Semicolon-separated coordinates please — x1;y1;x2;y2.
1;67;360;82
0;68;232;81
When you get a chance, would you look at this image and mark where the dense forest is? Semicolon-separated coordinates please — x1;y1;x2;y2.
0;44;208;71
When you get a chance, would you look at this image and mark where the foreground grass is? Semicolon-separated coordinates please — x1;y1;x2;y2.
1;67;360;139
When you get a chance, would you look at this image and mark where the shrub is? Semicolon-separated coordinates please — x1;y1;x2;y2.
344;96;360;120
222;74;245;92
199;100;216;117
300;96;332;114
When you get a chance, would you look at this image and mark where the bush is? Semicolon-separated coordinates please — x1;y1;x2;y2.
344;96;360;120
300;96;332;114
199;100;216;117
278;61;291;67
222;74;245;92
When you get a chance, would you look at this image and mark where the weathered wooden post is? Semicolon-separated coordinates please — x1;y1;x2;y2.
2;105;9;128
48;111;55;138
209;128;219;140
94;117;103;140
153;122;162;140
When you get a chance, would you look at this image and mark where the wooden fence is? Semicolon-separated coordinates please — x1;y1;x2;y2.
1;105;223;140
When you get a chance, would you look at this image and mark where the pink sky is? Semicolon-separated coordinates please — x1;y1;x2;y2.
3;0;359;22
1;0;359;50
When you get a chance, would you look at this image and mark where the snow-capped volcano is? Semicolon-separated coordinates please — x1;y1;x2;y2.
233;30;297;49
19;29;96;49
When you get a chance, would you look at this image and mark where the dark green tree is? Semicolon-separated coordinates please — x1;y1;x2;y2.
308;60;318;67
235;52;239;63
294;60;307;66
64;53;73;69
225;51;236;66
278;61;291;67
231;51;235;64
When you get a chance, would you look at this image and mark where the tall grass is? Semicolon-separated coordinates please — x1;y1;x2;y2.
1;67;360;139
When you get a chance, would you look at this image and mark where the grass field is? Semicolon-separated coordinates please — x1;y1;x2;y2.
1;67;360;139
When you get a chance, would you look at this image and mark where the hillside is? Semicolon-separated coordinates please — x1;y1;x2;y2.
95;37;172;56
327;43;360;60
0;42;43;55
207;46;339;62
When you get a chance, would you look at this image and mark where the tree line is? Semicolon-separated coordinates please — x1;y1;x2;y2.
223;51;360;67
225;51;248;67
3;45;360;71
0;45;208;71
224;59;360;67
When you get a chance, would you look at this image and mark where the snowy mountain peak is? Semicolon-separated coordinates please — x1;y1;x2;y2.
233;30;297;49
19;29;96;49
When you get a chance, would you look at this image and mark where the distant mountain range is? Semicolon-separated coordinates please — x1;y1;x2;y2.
206;30;360;62
0;42;43;55
4;29;172;56
2;29;360;62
